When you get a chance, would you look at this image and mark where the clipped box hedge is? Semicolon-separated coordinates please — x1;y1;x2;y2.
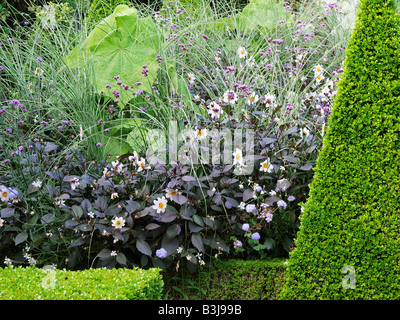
163;259;287;300
0;266;163;300
280;0;400;299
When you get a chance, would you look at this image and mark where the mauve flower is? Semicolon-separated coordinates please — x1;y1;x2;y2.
251;232;260;240
242;223;250;232
156;248;168;259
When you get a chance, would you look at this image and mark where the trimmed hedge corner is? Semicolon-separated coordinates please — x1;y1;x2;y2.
280;0;400;299
163;259;287;300
0;266;163;300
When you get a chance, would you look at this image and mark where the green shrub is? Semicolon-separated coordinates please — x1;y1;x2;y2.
0;266;163;299
280;0;400;299
164;259;287;300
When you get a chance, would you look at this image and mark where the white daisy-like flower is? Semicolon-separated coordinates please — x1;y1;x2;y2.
187;73;195;84
264;93;277;108
165;188;178;200
152;196;168;213
34;67;43;76
28;83;34;93
260;158;274;173
215;52;222;61
70;177;80;191
103;167;110;178
247;92;259;105
136;157;146;172
177;247;184;254
111;192;119;200
110;250;118;257
237;46;248;59
32;179;43;188
223;90;238;105
232;148;244;166
0;187;9;202
128;151;139;165
315;74;325;85
207;101;223;120
196;128;208;140
111;216;125;229
314;64;324;76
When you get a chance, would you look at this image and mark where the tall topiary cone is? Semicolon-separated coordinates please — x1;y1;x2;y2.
280;0;400;299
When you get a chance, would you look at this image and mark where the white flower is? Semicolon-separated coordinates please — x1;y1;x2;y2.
103;167;110;178
269;190;277;196
0;218;4;228
215;52;221;61
111;216;126;229
137;158;146;172
165;188;178;200
315;74;325;85
232;148;244;166
32;179;43;188
28;83;34;93
247;92;259;105
187;73;195;84
239;202;246;210
152;196;168;213
4;257;12;265
70;177;80;190
196;128;208;140
128;151;139;164
237;46;248;59
264;93;277;107
207;101;223;120
88;211;95;219
0;187;9;202
260;159;274;173
111;192;119;200
177;247;184;254
110;250;118;257
34;67;43;76
314;64;324;76
54;198;65;207
223;90;238;105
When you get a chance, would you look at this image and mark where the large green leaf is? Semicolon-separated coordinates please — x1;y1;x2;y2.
239;0;294;32
64;5;162;94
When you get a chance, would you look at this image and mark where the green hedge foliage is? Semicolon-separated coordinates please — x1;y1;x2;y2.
280;0;400;299
164;259;287;300
0;266;163;299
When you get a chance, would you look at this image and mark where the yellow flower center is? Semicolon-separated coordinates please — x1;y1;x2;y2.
159;203;164;208
263;163;269;168
170;191;177;196
236;154;241;160
115;220;122;226
2;191;8;198
241;50;244;55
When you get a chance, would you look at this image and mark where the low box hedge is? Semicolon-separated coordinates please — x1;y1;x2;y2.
0;266;163;300
163;259;287;300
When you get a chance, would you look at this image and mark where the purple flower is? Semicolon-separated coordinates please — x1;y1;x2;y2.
0;66;4;71
35;57;43;63
202;34;209;40
18;146;24;152
242;223;250;232
156;248;168;259
265;213;273;223
287;195;296;202
277;200;287;209
251;232;260;241
96;142;102;147
245;204;258;215
234;240;242;249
